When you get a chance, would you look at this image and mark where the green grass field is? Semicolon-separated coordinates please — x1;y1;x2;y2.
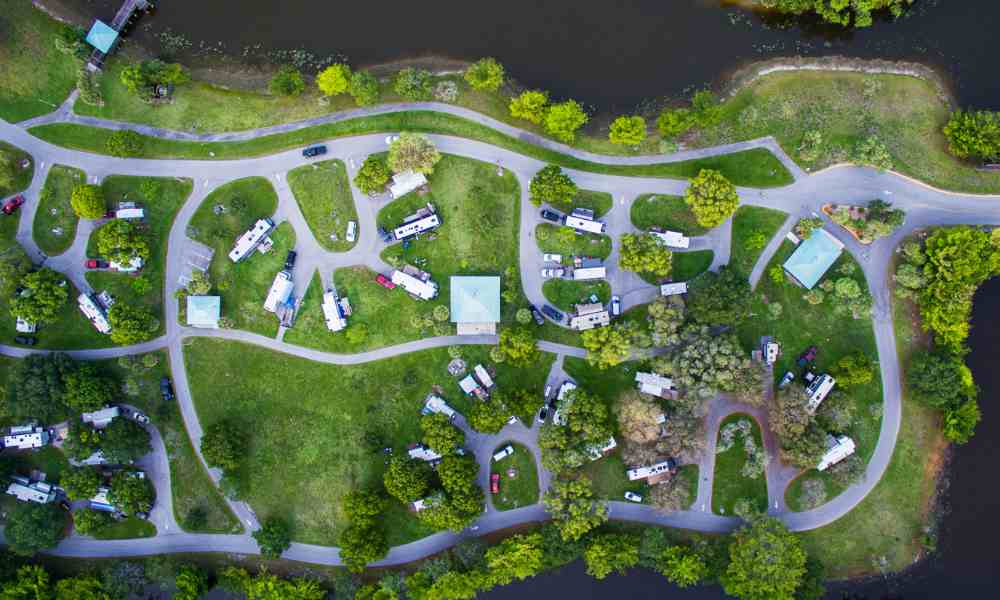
672;250;714;281
581;453;648;502
545;189;614;218
91;516;157;540
729;206;788;277
0;141;35;198
711;414;768;515
33;165;85;256
490;443;539;511
0;279;115;350
286;159;358;252
541;279;611;312
535;224;612;261
629;194;709;236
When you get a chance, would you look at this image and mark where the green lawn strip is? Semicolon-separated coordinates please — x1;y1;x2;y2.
691;70;1000;194
0;279;114;350
676;464;699;509
535;321;583;347
91;516;156;540
629;194;708;236
672;250;714;281
33;165;85;255
0;141;35;198
28;118;793;187
729;205;788;277
0;1;79;122
535;223;612;261
580;453;648;502
711;414;768;515
490;443;540;511
563;356;644;403
541;279;611;312
84;176;193;338
183;338;550;546
546;189;614;218
286;159;358;252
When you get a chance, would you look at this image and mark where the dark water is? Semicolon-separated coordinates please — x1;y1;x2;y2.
65;0;1000;111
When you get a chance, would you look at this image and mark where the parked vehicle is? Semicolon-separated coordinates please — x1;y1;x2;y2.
507;415;518;426
624;491;643;503
537;406;548;423
544;384;552;400
588;293;600;304
541;305;564;322
160;377;174;401
540;209;561;222
302;145;327;158
610;295;621;316
778;371;795;388
492;445;514;462
529;305;545;326
84;259;110;269
284;250;297;270
491;473;500;494
345;221;357;242
14;336;35;346
797;346;818;367
375;274;396;289
540;268;565;278
385;135;400;146
2;195;25;215
542;253;562;263
133;411;150;425
378;227;393;243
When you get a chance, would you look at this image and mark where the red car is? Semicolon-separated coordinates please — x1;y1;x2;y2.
2;195;25;215
85;259;110;269
375;274;396;289
490;473;500;494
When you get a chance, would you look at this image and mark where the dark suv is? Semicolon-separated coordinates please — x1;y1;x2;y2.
160;377;174;401
284;250;298;270
540;209;561;223
541;305;564;322
302;145;327;158
529;305;545;326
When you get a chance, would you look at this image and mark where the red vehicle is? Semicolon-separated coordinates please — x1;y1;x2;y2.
2;195;25;215
490;473;500;494
85;259;110;269
375;274;396;289
797;346;818;367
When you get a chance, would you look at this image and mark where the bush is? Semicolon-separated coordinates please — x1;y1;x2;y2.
353;155;391;194
609;115;647;146
387;133;441;175
269;65;305;96
543;100;588;143
394;68;433;100
464;57;505;92
684;169;739;228
105;130;144;158
349;70;380;106
515;308;532;324
657;108;695;139
509;90;549;123
943;109;1000;161
71;184;106;219
529;164;577;206
316;63;352;96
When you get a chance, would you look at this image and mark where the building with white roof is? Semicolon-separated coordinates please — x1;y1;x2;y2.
228;218;275;262
408;443;443;463
649;230;690;249
627;459;675;482
3;425;50;450
817;435;856;471
322;291;348;331
6;476;56;504
806;374;836;412
473;364;494;389
78;293;111;334
264;270;294;313
391;270;438;301
635;372;674;397
421;395;457;420
570;303;610;331
389;171;428;199
110;256;144;273
186;296;221;329
660;282;688;296
565;214;606;234
573;267;607;281
90;486;116;512
82;406;120;429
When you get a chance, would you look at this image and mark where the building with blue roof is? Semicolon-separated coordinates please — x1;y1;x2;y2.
783;228;845;290
187;296;221;329
450;276;501;335
85;20;119;54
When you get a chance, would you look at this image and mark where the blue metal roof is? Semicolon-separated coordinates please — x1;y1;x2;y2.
450;276;501;323
187;296;221;328
85;20;119;53
783;228;844;290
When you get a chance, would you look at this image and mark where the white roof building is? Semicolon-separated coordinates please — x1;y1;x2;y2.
806;374;837;412
3;426;50;450
565;214;606;234
391;270;438;300
115;207;145;220
82;406;120;429
264;271;294;313
649;230;690;249
228;218;275;262
408;443;443;463
110;256;144;273
393;214;440;240
473;364;494;389
322;291;347;332
635;372;674;397
6;477;56;504
90;486;116;512
15;317;36;333
78;293;111;334
570;303;610;331
627;459;675;481
817;435;856;471
421;395;457;420
389;171;428;199
573;267;607;281
660;282;688;296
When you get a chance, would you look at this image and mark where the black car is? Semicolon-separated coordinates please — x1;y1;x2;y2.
529;305;545;326
160;377;174;401
14;336;35;346
285;250;298;270
537;406;548;423
540;209;561;223
302;145;327;158
541;304;564;322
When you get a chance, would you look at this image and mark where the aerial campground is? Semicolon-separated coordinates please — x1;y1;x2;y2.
2;0;1000;598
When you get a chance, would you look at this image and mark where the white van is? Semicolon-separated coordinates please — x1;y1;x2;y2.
346;221;357;242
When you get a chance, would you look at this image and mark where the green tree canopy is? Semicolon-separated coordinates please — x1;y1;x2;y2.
943;109;1000;161
754;0;912;27
108;471;155;515
354;155;391;195
543;100;588;143
316;63;352;96
467;399;509;434
484;532;544;585
464;57;505;92
119;59;188;94
10;268;69;325
61;466;102;500
3;565;53;597
72;508;114;535
349;70;380;106
342;488;389;529
907;350;975;409
657;544;710;588
269;65;305;96
657;108;696;139
173;564;208;600
583;533;640;579
107;304;158;345
619;233;672;276
509;90;549;124
339;524;390;573
943;399;981;444
5;502;66;556
387;132;441;175
581;324;632;369
102;419;152;464
542;477;608;541
95;219;150;265
420;413;465;455
528;164;577;207
608;115;647;146
63;362;116;413
654;326;762;401
684;169;740;229
200;419;248;473
496;327;540;366
253;517;292;559
722;517;807;600
686;265;752;325
393;68;433;101
383;455;431;503
54;574;109;600
70;183;106;219
5;353;74;422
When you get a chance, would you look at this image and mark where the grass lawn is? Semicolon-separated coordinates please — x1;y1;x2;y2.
490;443;539;511
690;70;1000;194
729;206;788;277
546;189;614;218
33;165;85;255
183;338;550;546
90;516;157;540
535;224;612;261
187;177;285;337
630;194;708;236
0;1;78;122
541;279;611;312
580;453;647;502
84;176;193;339
711;414;768;516
0;279;114;350
563;356;645;403
286;159;358;252
673;250;714;281
0;141;35;198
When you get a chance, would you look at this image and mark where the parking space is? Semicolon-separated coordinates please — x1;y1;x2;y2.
177;238;215;287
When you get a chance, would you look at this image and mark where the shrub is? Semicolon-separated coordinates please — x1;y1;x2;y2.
353;155;391;194
464;57;505;92
71;184;106;219
394;68;433;100
657;108;695;139
316;63;352;96
269;65;305;96
509;90;549;123
543;100;588;143
943;109;1000;161
608;116;646;146
349;70;380;106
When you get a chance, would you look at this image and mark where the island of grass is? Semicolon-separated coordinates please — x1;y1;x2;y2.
286;159;358;252
542;279;611;312
729;206;788;276
84;176;193;340
490;443;540;511
183;338;552;546
33;165;85;256
630;194;709;236
0;141;34;198
544;189;613;218
672;250;714;281
535;223;612;261
711;414;768;516
581;453;649;502
0;278;116;350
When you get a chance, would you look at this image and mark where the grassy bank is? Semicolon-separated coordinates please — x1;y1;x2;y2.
490;443;539;511
729;206;788;277
286;159;358;252
34;165;85;256
542;279;611;312
630;194;708;236
673;250;714;281
0;141;35;198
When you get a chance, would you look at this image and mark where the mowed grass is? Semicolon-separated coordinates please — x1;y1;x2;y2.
286;159;358;252
672;250;713;281
85;176;193;338
0;141;35;198
91;516;157;540
545;189;614;218
183;338;551;546
630;194;708;236
33;165;85;255
188;177;284;337
535;224;612;261
0;0;78;122
729;206;788;277
490;443;539;511
542;279;611;312
690;70;1000;194
0;278;115;350
711;414;768;516
581;453;649;502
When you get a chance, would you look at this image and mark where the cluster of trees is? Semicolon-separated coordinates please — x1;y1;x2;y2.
508;90;589;142
252;517;293;559
387;132;442;175
538;388;613;473
94;219;150;266
120;59;188;96
528;164;577;207
70;183;106;218
467;388;535;434
653;326;764;403
908;350;980;443
495;327;541;366
828;199;905;243
799;261;873;319
656;90;724;141
753;0;913;27
684;169;740;229
580;323;634;369
316;62;380;106
200;418;249;498
619;233;672;278
354;155;392;195
8;267;68;326
64;418;152;465
942;109;1000;162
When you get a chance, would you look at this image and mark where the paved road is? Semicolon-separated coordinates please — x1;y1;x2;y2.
2;99;999;565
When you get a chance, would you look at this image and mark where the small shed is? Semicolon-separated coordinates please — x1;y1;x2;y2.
187;296;221;329
85;20;119;53
450;276;501;335
783;228;845;290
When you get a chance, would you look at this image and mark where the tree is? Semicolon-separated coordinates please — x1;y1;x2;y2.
383;456;431;502
756;0;913;27
464;57;505;92
515;308;532;325
496;327;540;366
616;391;664;445
581;324;632;369
119;59;187;94
340;524;389;573
721;517;807;600
316;63;352;96
349;70;380;106
102;419;152;464
943;399;981;444
943;109;1000;161
833;352;875;386
4;565;53;598
467;400;509;434
509;90;548;123
354;155;391;194
653;326;761;400
105;130;144;158
269;65;305;96
770;386;813;441
200;419;248;472
107;304;158;345
61;467;101;500
853;135;893;170
343;488;388;529
907;350;974;409
609;115;646;146
173;565;208;600
63;420;102;461
5;353;74;422
5;502;66;555
619;233;672;277
657;108;696;139
253;517;292;559
95;219;150;265
686;266;751;325
108;471;154;515
421;413;465;455
781;423;828;470
388;132;441;175
528;164;577;207
0;245;33;299
484;532;544;585
542;478;608;541
100;560;149;599
10;268;69;324
647;296;685;346
63;363;115;413
543;100;588;143
70;183;105;218
649;477;693;513
658;544;710;587
394;68;433;100
684;169;739;228
584;533;640;579
54;574;109;600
